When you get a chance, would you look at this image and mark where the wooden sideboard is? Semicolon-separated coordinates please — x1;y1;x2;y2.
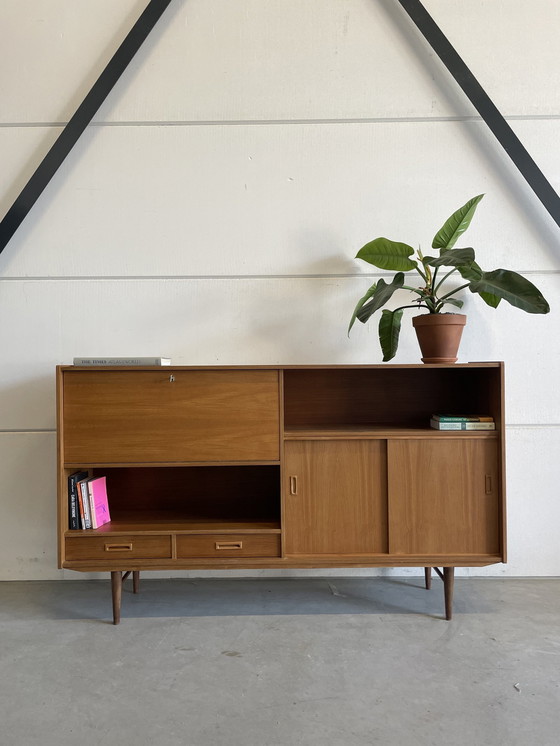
56;363;506;623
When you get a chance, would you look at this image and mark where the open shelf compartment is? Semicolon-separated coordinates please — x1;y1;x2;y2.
282;365;502;432
64;464;281;534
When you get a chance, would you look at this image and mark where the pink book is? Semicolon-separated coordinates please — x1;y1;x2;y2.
87;477;111;528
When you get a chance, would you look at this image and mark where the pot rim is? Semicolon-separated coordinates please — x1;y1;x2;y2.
412;313;467;327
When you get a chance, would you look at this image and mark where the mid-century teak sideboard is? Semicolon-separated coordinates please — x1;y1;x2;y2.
56;363;506;624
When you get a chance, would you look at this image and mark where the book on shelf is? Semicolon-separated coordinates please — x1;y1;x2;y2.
431;414;494;422
430;419;495;431
68;470;88;530
73;357;171;366
78;479;93;529
87;476;111;529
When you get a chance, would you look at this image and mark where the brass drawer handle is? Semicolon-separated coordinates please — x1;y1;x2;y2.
105;543;133;552
215;541;243;550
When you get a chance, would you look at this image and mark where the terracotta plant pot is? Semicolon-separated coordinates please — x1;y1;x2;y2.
412;313;466;364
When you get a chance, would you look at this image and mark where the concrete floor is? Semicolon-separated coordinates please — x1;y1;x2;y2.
0;577;559;746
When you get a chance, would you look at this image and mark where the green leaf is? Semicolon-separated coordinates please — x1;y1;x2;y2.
457;261;501;308
349;274;405;334
440;297;464;309
356;238;417;271
432;194;484;250
424;248;475;268
379;309;403;362
478;290;501;308
348;282;377;334
457;261;482;282
469;269;550;314
354;273;405;325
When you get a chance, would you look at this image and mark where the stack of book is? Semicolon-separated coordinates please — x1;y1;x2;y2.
68;473;111;530
430;414;495;431
73;357;171;366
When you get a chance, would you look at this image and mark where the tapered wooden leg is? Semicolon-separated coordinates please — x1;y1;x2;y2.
111;571;123;625
424;567;432;590
443;567;455;620
133;571;140;594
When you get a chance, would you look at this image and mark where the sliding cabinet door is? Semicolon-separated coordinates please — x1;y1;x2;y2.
284;440;387;555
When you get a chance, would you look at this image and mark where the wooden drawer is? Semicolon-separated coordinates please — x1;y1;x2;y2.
65;535;172;561
177;534;280;559
62;369;280;463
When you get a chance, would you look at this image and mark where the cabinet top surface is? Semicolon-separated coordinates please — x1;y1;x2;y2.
58;362;503;372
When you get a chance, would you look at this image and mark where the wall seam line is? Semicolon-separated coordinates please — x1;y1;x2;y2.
1;114;560;129
0;270;557;282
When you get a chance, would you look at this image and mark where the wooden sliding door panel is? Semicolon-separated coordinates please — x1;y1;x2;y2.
62;370;280;463
284;440;387;555
388;439;499;555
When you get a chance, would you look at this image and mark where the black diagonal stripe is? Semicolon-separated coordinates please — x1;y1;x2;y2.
0;0;172;254
397;0;560;230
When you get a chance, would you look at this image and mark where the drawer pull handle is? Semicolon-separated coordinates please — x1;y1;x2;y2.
105;543;133;552
215;542;243;550
289;476;298;495
485;475;493;494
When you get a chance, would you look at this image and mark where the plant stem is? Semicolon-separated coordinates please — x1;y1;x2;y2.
434;267;458;295
438;282;470;302
394;304;430;313
402;286;425;296
415;265;428;283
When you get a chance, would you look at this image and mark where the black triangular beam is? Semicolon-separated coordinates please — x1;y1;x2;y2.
2;0;558;256
0;0;172;255
397;0;560;230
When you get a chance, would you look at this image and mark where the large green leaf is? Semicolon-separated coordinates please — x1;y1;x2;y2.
348;282;377;334
457;261;501;308
424;248;475;268
379;309;403;362
353;273;405;327
356;238;417;271
432;194;484;250
469;269;550;314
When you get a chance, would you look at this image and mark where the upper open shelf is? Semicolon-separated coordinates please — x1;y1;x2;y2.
282;365;503;431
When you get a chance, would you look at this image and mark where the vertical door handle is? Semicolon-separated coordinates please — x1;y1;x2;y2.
485;474;493;494
289;476;298;495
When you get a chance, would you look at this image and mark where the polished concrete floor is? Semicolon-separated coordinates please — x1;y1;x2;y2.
0;576;559;746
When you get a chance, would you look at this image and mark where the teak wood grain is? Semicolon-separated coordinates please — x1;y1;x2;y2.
283;439;388;555
388;439;500;555
65;534;172;561
176;533;280;558
61;369;280;463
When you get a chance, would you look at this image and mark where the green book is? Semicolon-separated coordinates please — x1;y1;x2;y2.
430;419;495;431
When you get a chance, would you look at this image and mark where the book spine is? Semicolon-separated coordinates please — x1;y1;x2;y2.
77;483;86;529
430;419;495;430
87;481;97;530
80;481;92;529
68;474;79;530
73;357;170;366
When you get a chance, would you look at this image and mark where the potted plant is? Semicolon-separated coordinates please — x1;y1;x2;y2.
348;194;550;362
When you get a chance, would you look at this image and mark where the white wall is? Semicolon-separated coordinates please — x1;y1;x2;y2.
0;0;558;580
